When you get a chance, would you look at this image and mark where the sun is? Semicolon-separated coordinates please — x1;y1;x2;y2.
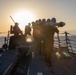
13;11;36;30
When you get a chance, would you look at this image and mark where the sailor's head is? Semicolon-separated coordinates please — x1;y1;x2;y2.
58;22;65;27
42;18;46;22
52;17;56;23
47;18;51;22
39;19;41;22
15;22;19;25
28;23;31;26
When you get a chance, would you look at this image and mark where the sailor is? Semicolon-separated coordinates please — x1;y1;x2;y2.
51;17;56;23
25;23;31;36
41;18;47;25
43;25;59;66
9;23;23;49
47;18;51;25
38;19;42;25
58;21;65;27
47;17;56;26
35;20;39;25
13;22;23;36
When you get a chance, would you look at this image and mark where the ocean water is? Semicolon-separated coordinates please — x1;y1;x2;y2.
0;36;5;48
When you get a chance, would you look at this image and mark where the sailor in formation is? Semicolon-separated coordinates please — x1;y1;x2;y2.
25;23;31;36
32;17;65;66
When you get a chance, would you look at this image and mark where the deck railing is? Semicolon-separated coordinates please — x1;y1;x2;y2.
54;31;76;54
0;31;9;48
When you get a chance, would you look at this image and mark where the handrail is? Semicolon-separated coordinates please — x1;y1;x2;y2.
54;31;76;55
68;33;76;36
0;31;10;48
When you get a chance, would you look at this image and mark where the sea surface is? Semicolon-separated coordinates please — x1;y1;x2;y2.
0;36;5;48
54;35;76;53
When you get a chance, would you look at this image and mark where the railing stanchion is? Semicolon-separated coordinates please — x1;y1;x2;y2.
57;33;61;53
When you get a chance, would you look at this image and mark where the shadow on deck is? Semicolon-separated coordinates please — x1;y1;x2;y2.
28;52;53;75
51;49;76;75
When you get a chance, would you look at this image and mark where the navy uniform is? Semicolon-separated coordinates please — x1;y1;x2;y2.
13;23;22;36
43;25;59;65
25;23;31;36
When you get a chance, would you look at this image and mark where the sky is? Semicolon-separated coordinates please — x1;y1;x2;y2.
0;0;76;35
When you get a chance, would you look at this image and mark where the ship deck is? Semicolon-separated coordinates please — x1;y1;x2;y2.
0;42;76;75
51;49;76;75
27;52;53;75
0;50;19;75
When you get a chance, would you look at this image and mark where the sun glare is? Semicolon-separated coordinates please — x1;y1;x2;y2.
13;11;35;30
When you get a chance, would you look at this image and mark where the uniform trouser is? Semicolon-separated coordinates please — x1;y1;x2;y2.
43;37;54;64
25;32;31;36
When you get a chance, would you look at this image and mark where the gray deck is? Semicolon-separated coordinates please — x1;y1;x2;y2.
0;41;76;75
28;52;53;75
0;50;19;75
51;49;76;75
27;39;76;75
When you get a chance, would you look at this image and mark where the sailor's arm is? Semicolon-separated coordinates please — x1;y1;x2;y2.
54;27;59;33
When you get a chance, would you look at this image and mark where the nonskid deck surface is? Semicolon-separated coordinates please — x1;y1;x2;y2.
0;50;19;75
51;49;76;75
27;52;53;75
0;49;52;75
0;40;76;75
27;48;76;75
